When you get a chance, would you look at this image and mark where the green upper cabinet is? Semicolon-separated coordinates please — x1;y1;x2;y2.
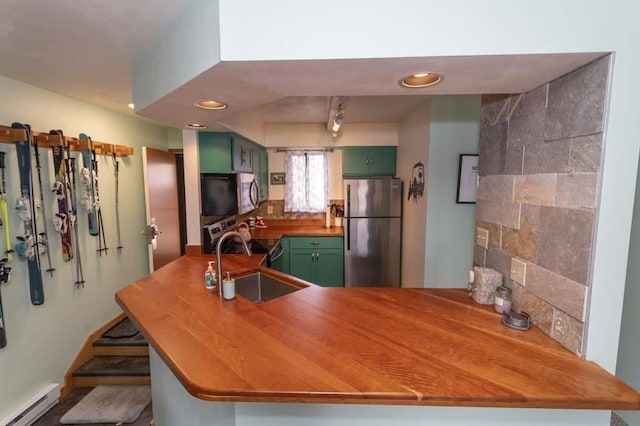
199;132;233;173
342;146;397;176
199;132;269;179
342;147;370;175
232;135;253;173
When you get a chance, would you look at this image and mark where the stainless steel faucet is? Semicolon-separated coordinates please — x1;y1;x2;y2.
215;231;252;296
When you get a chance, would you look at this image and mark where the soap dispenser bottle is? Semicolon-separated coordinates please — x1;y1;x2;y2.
204;261;216;291
222;272;235;300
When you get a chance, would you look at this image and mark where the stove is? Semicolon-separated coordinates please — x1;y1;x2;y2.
202;216;272;255
202;216;238;254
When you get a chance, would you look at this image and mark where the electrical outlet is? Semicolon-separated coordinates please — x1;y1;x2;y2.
267;205;274;214
476;227;489;249
510;258;527;285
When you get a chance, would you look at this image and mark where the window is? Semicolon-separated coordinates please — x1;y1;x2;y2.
284;151;328;212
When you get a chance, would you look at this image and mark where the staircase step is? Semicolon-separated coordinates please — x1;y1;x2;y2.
94;332;148;347
94;345;149;357
73;356;150;377
72;355;151;388
93;317;148;347
72;375;151;387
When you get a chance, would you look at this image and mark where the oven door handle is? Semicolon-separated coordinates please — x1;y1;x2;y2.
269;241;284;263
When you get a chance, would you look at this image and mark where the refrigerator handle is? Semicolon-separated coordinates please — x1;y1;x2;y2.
346;184;351;251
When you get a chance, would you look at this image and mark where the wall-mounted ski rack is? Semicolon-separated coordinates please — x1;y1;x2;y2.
0;125;134;157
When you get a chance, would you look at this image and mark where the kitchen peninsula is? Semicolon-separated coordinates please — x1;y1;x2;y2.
116;250;640;426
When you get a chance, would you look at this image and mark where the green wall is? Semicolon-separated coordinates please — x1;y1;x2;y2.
616;157;640;425
0;74;170;420
424;96;481;288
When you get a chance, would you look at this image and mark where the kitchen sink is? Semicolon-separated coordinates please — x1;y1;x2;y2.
234;272;301;303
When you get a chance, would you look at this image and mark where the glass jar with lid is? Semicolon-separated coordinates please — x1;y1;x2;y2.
494;286;512;314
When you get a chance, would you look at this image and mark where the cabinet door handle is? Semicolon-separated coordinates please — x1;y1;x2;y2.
370;157;374;165
311;253;315;260
365;158;370;166
311;241;320;246
316;252;320;261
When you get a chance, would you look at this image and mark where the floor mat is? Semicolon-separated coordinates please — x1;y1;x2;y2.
59;385;151;424
103;318;139;339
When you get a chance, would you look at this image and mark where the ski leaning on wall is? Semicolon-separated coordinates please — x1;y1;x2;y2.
112;152;123;252
50;130;73;262
91;142;108;255
0;259;10;348
79;133;98;237
0;152;12;347
12;122;44;305
79;134;107;255
33;134;55;277
65;147;85;287
0;152;13;262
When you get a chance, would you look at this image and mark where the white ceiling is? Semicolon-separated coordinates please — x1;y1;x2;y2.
0;1;605;129
0;0;192;114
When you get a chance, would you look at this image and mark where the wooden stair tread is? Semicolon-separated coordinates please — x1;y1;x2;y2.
73;356;150;377
94;317;148;346
94;345;149;356
93;334;148;347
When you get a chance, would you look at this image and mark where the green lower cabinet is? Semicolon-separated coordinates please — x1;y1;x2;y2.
313;249;343;287
289;250;317;283
288;237;344;287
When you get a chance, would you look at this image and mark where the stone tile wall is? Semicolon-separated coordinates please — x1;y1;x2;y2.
474;56;610;355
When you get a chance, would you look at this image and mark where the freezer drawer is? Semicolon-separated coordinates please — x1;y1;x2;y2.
344;217;401;287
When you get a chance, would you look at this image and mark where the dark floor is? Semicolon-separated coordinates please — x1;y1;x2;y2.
611;412;629;426
33;317;152;425
33;387;153;426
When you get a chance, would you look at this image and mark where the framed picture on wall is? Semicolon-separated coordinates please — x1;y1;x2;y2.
456;154;479;203
270;172;286;185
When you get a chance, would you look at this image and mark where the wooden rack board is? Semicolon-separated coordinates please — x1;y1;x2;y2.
0;125;134;157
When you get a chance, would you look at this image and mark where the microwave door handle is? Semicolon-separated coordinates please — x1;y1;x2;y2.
254;180;260;206
249;179;258;207
346;184;351;251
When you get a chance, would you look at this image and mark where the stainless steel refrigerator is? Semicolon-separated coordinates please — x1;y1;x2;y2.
344;178;402;287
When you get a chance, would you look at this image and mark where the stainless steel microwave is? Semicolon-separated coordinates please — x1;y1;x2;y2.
200;172;259;217
237;172;260;215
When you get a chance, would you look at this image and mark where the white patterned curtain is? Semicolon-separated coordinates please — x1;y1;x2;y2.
284;151;328;212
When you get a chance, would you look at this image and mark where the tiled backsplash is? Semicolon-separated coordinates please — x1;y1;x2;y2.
253;200;344;222
474;56;610;355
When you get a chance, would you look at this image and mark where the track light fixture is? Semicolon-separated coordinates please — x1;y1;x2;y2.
327;96;348;138
331;110;344;136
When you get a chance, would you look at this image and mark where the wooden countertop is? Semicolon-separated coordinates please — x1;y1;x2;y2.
249;219;343;239
115;255;640;409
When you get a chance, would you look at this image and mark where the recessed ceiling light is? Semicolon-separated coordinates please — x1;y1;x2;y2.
195;100;228;110
127;103;135;109
400;72;442;88
185;123;208;129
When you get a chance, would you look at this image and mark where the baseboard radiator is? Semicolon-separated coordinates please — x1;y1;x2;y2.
1;384;60;426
